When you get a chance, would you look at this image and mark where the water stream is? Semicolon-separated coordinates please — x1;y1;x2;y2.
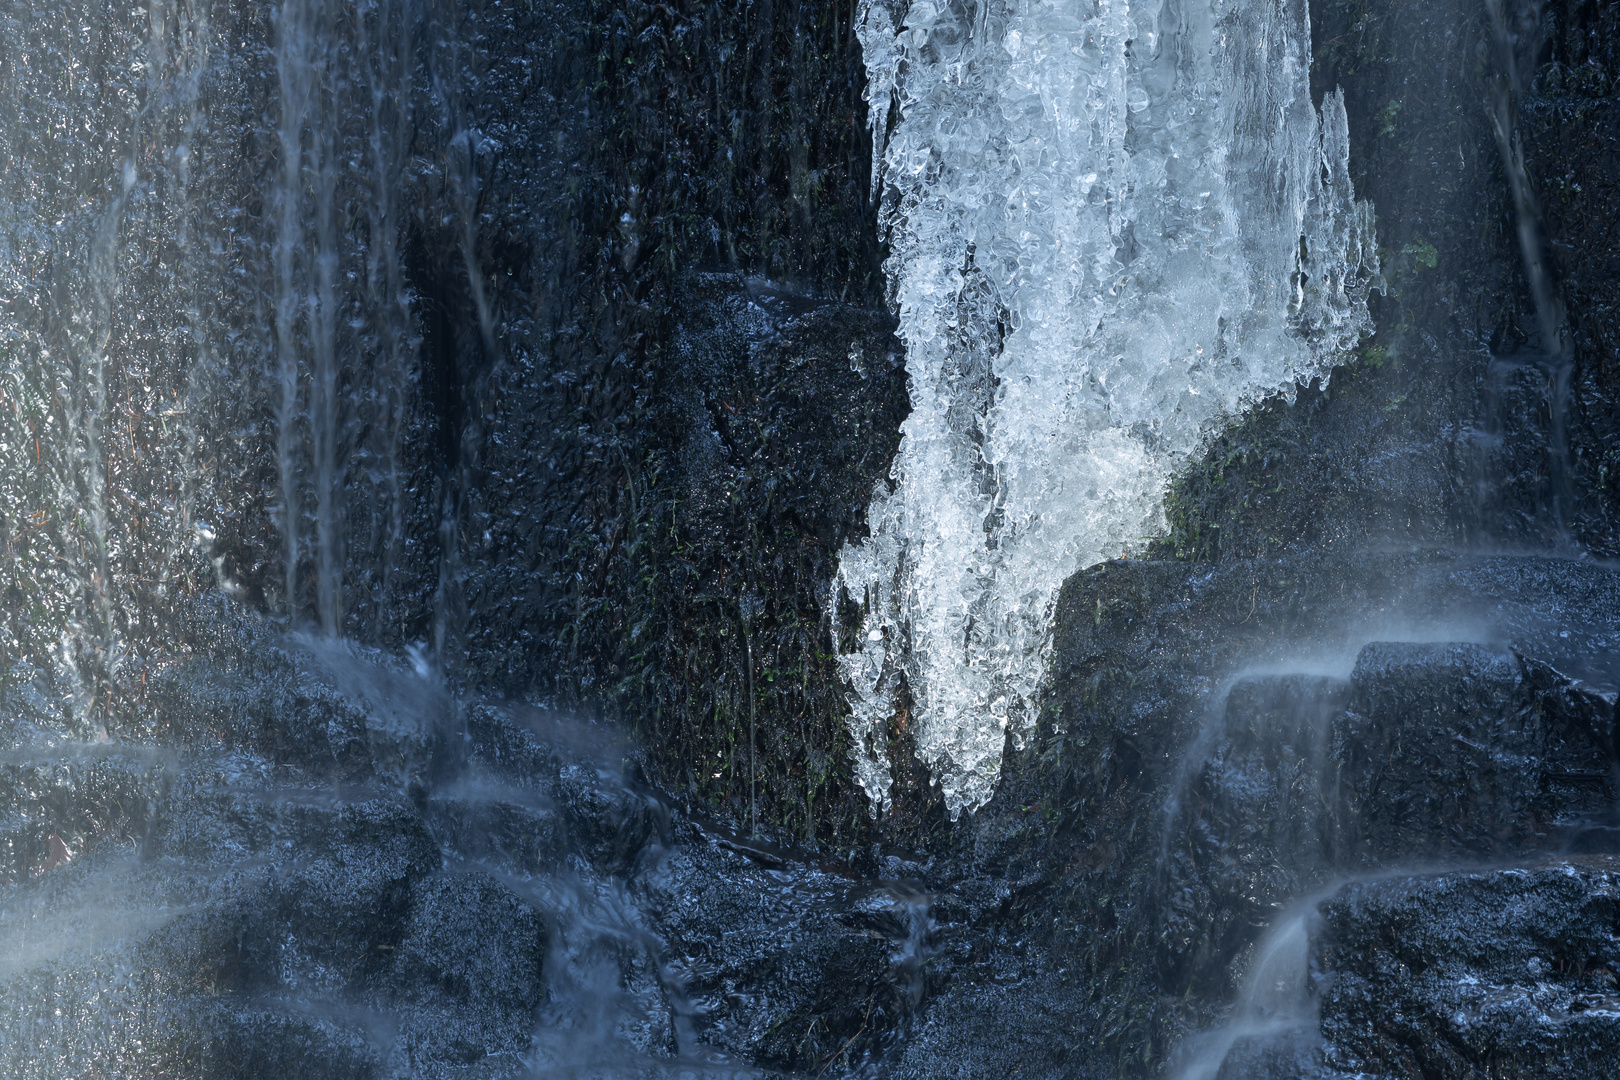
1483;0;1577;544
1170;908;1315;1080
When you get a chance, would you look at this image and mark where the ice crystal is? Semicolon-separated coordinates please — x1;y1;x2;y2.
840;0;1378;816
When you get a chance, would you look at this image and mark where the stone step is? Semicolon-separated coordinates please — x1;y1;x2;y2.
1315;855;1620;1080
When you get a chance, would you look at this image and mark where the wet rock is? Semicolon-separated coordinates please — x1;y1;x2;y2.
177;1006;383;1080
1212;1027;1324;1080
421;788;567;878
1163;673;1351;999
0;743;164;884
925;550;1620;1076
1;615;945;1078
1156;636;1620;1020
885;970;1093;1080
380;873;546;1065
460;702;665;873
467;267;913;842
647;826;925;1073
1335;642;1617;862
1315;856;1620;1079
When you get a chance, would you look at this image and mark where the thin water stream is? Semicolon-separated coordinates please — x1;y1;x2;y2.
1483;0;1577;544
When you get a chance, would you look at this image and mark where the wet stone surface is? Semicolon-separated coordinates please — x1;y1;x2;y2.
883;549;1620;1080
1316;856;1620;1080
0;621;947;1078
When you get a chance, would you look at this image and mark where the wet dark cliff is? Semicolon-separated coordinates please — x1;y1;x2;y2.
894;1;1620;1077
2;0;1619;1077
414;0;912;846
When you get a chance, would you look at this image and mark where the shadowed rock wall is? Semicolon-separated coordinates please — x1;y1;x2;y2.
874;2;1620;1077
430;0;924;844
1155;0;1620;561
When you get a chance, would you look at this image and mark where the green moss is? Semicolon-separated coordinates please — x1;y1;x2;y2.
1400;239;1439;270
1377;97;1404;136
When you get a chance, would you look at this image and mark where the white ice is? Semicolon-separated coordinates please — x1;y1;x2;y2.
839;0;1378;816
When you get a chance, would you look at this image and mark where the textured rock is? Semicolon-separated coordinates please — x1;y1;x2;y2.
892;550;1620;1078
647;829;927;1073
1316;857;1620;1079
0;622;938;1077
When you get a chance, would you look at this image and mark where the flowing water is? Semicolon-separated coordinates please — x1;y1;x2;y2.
1170;908;1316;1080
0;0;435;698
1157;614;1620;1077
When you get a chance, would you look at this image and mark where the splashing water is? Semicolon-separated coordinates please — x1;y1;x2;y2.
836;0;1379;816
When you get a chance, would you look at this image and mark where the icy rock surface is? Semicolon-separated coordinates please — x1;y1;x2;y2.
838;0;1379;815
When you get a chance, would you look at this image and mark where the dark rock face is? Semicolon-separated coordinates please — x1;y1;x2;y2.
461;272;913;841
384;874;549;1059
1317;857;1620;1079
1521;0;1620;550
649;831;927;1072
1334;642;1615;861
417;0;916;840
882;551;1620;1079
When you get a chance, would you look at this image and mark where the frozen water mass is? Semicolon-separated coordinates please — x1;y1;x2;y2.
837;0;1380;816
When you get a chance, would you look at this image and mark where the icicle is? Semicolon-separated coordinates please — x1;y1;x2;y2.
840;0;1377;817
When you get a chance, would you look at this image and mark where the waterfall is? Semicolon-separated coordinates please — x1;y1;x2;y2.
0;0;484;720
838;0;1379;816
270;0;428;638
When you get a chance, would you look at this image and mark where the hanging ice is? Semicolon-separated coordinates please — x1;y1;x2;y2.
839;0;1378;816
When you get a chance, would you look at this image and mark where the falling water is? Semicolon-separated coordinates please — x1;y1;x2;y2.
0;0;498;683
271;0;316;627
838;0;1379;815
1171;909;1317;1080
1483;0;1576;541
270;0;432;638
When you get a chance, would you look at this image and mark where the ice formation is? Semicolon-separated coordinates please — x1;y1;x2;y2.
838;0;1379;816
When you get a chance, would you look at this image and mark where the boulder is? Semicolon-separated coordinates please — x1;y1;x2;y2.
1316;856;1620;1079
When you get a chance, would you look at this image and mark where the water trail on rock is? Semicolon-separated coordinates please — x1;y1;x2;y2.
840;0;1379;815
360;0;419;640
40;0;213;727
1483;0;1575;542
272;0;317;622
1171;908;1316;1080
162;0;216;601
272;0;422;634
